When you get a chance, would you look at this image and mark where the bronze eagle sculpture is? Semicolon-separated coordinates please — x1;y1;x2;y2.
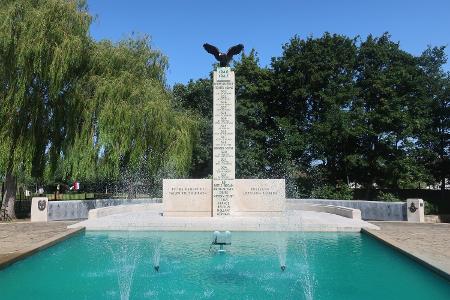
203;43;244;67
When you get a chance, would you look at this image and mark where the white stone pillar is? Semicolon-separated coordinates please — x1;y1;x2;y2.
407;198;424;222
212;67;235;216
31;197;48;222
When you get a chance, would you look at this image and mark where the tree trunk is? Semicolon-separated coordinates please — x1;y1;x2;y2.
1;182;4;203
1;172;16;220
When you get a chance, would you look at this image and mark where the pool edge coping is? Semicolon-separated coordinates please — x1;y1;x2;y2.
0;227;85;270
362;228;450;281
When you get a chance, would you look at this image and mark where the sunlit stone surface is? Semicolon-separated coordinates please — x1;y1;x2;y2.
31;197;49;222
69;208;379;231
233;179;285;216
212;67;235;216
163;179;212;216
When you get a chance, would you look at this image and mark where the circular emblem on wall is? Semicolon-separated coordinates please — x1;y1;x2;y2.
38;200;46;211
408;202;417;213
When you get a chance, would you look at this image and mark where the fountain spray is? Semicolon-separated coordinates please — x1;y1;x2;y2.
153;237;161;272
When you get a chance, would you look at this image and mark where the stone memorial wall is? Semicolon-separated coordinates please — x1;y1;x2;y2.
233;179;285;216
163;179;212;216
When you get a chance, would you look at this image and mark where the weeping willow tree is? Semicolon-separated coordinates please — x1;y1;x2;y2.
62;37;198;196
1;0;198;217
0;0;91;218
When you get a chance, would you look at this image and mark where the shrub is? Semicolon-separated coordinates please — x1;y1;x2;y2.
376;191;401;202
424;201;438;215
311;184;353;200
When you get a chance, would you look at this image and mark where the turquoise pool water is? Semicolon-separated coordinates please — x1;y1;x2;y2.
0;231;449;299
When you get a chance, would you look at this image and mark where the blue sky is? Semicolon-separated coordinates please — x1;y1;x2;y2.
87;0;450;86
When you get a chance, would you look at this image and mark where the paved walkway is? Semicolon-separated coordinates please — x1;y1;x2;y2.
0;221;83;269
364;222;450;280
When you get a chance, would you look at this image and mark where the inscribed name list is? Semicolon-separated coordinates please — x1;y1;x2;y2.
213;67;235;216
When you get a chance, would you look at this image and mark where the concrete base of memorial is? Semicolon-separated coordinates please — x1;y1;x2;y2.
68;203;379;232
163;178;286;217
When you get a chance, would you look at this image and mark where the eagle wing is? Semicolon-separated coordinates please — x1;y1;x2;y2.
226;44;244;57
203;43;221;60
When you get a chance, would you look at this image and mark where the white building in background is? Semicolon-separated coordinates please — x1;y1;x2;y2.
426;178;450;190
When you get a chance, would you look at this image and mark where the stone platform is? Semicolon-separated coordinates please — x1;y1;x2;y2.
0;221;84;269
68;207;378;232
364;222;450;280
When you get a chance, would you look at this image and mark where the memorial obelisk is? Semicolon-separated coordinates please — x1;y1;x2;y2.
203;43;243;217
162;43;285;218
212;67;235;216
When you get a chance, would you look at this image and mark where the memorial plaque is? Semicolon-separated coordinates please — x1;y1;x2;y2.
213;67;235;216
163;179;212;216
233;179;285;216
31;197;48;222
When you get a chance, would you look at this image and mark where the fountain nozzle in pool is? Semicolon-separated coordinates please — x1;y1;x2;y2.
281;265;286;271
211;231;231;253
154;265;159;272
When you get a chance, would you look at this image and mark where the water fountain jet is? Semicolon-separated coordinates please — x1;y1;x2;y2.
153;238;161;272
211;231;231;253
276;236;287;272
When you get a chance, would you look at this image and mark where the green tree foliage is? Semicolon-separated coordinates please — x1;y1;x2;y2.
376;191;401;202
0;0;198;216
269;33;435;193
0;0;91;217
177;33;448;198
234;51;272;178
350;33;431;189
418;46;450;191
271;33;359;194
173;78;212;178
64;37;198;189
311;182;354;200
